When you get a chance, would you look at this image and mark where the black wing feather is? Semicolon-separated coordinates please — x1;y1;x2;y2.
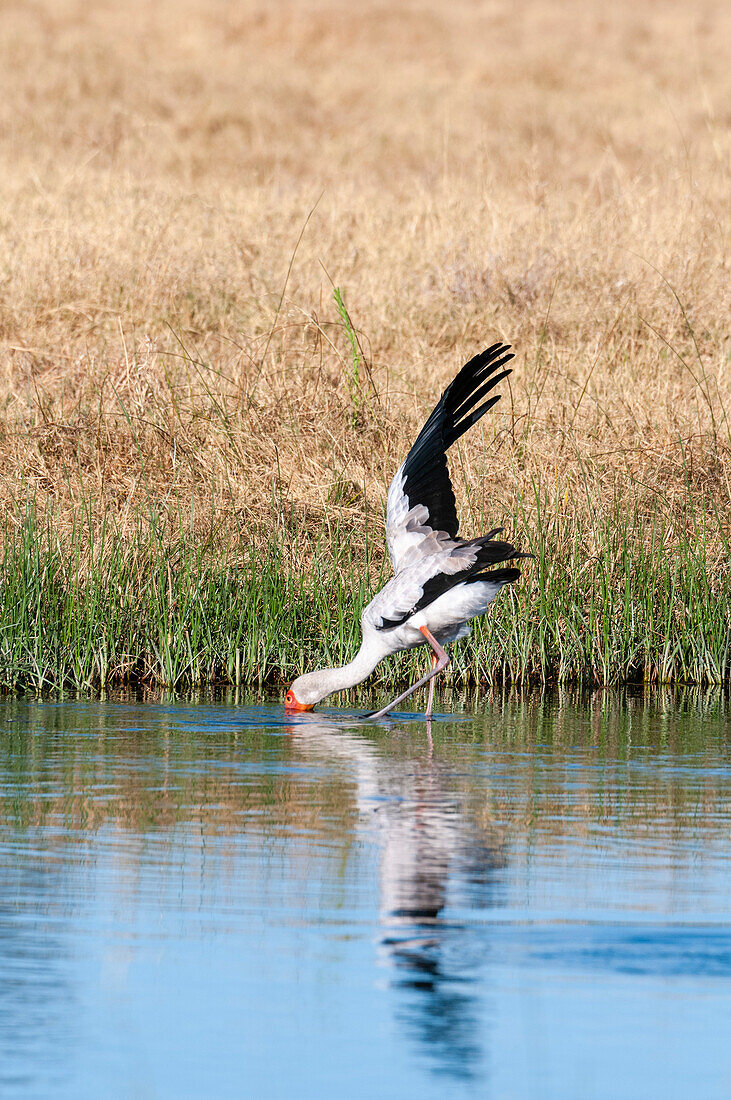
378;538;531;630
400;343;514;539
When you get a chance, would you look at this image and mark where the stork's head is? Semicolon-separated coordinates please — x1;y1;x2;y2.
284;672;327;712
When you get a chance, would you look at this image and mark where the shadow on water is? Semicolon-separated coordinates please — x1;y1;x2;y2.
0;685;729;1097
286;715;506;1082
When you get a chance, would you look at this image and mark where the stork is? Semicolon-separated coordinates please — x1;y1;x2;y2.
284;343;529;719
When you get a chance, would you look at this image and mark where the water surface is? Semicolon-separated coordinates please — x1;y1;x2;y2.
0;690;729;1098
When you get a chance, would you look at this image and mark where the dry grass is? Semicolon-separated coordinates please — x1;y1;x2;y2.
0;0;728;667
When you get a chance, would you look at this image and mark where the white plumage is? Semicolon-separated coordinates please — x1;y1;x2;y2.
284;343;530;719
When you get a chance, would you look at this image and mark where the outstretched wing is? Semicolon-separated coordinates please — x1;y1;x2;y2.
368;535;527;631
385;343;514;574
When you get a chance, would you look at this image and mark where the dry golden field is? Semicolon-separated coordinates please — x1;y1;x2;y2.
0;0;728;688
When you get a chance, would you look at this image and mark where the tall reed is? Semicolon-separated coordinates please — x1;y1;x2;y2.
1;482;727;694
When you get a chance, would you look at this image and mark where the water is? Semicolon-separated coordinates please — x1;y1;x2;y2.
0;690;729;1099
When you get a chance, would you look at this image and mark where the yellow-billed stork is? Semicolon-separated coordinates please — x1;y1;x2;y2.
284;343;530;719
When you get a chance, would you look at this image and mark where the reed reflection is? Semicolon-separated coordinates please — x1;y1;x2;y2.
289;716;506;1082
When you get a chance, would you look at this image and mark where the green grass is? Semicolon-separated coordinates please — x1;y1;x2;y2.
0;480;728;694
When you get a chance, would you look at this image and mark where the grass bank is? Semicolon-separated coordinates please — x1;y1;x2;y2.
0;0;728;696
2;478;728;694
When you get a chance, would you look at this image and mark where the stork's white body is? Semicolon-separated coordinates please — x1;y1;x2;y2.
364;562;508;651
285;344;529;718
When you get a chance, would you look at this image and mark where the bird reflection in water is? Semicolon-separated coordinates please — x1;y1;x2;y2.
287;715;506;1083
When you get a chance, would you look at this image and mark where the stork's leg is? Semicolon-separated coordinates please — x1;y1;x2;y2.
367;627;449;720
425;653;438;719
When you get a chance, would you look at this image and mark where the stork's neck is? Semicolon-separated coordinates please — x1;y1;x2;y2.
308;636;385;699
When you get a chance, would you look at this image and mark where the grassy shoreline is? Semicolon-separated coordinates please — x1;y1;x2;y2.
2;485;728;694
0;0;728;696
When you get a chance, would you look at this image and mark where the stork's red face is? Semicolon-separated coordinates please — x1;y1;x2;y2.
284;689;314;713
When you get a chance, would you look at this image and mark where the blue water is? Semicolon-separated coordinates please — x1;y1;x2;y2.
0;691;729;1098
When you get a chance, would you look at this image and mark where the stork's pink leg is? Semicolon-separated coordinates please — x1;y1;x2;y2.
425;653;438;719
368;627;449;720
